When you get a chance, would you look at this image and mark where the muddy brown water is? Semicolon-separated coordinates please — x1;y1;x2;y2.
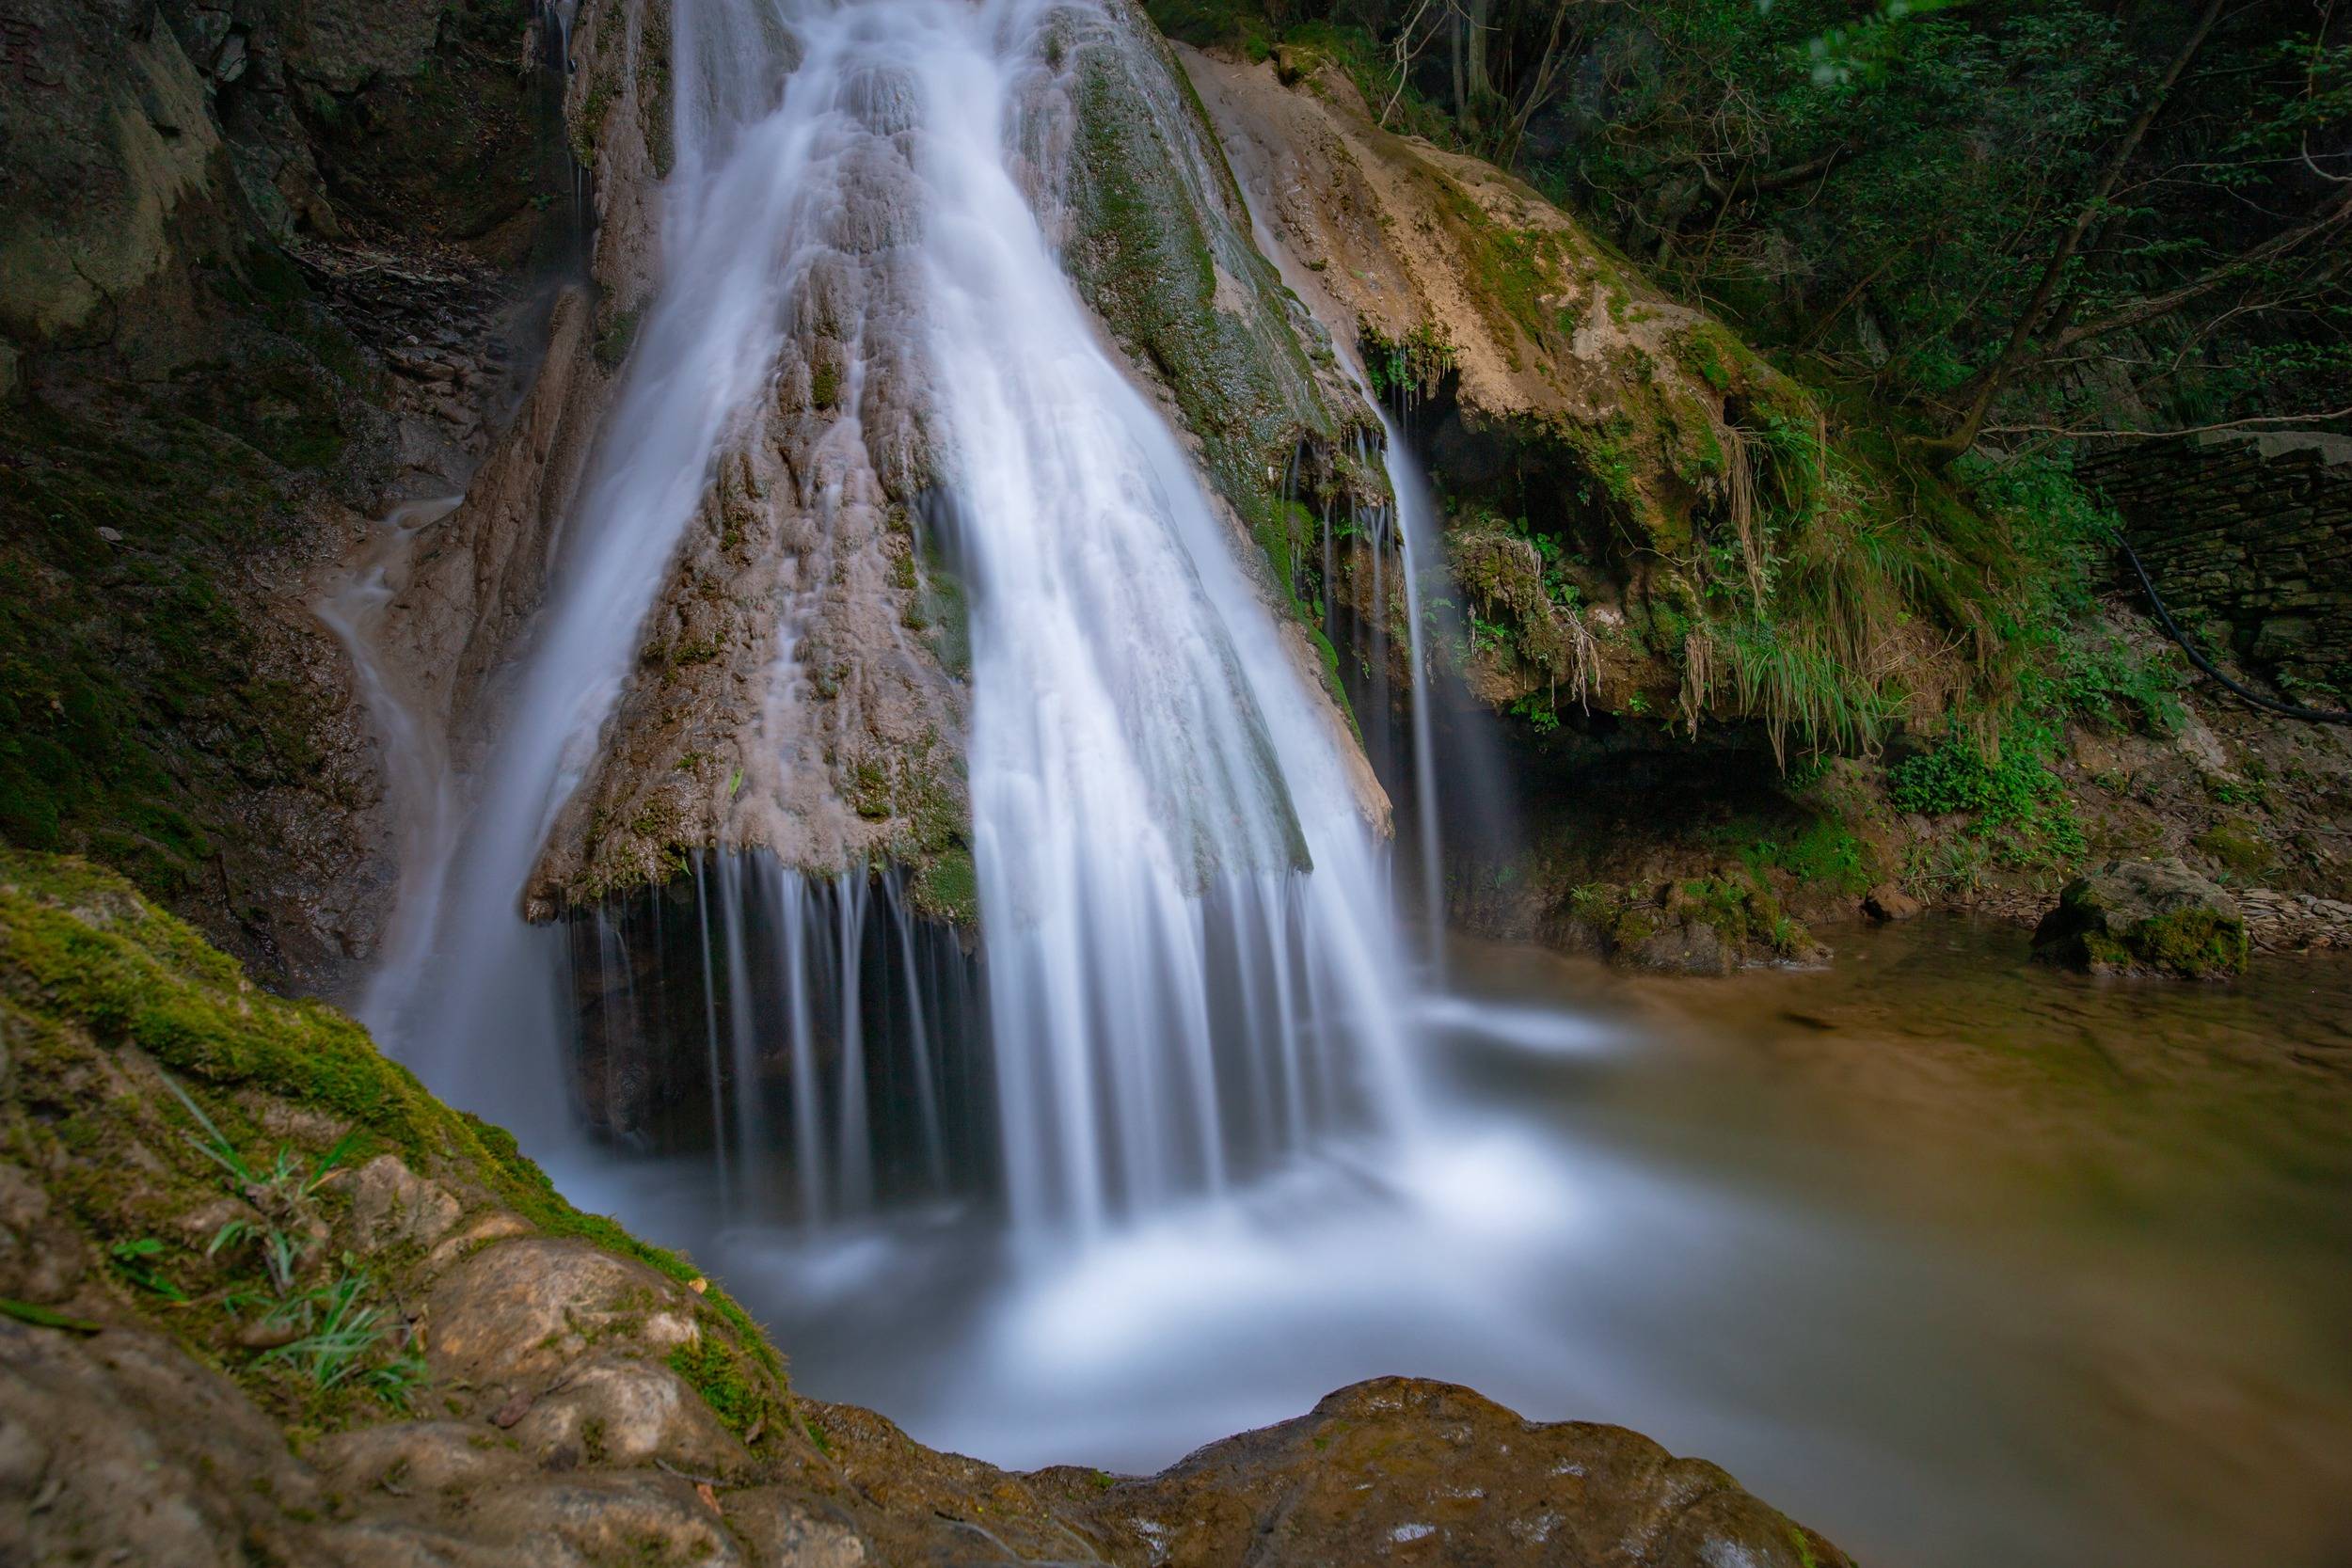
1450;914;2352;1568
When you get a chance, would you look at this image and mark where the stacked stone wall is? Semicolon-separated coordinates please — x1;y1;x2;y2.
2076;431;2352;696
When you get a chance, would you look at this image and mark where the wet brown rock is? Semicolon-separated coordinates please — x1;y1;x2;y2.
308;1418;532;1495
426;1236;699;1387
509;1354;742;1471
1091;1377;1854;1568
1626;917;1737;977
347;1153;463;1251
1864;881;1923;922
0;1161;87;1303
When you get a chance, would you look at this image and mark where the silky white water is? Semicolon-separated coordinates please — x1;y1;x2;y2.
358;0;1422;1225
916;3;1418;1230
304;12;2352;1568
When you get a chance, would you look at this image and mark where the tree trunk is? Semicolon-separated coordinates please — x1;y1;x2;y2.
1465;0;1492;133
1920;0;2225;465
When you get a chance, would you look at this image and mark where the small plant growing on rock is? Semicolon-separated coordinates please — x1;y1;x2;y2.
169;1074;360;1292
108;1237;188;1302
260;1264;426;1408
162;1074;421;1408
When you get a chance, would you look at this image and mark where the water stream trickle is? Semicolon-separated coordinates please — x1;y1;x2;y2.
315;496;464;1036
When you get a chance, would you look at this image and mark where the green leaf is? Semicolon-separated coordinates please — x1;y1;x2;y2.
0;1298;101;1333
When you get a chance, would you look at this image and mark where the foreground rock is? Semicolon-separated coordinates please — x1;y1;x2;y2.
0;849;1851;1565
2032;857;2250;979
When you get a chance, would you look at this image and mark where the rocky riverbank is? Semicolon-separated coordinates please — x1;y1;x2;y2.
0;848;1851;1567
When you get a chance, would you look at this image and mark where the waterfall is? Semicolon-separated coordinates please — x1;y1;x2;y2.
352;0;1421;1235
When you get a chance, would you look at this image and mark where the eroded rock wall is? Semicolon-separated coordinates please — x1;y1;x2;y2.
0;0;564;989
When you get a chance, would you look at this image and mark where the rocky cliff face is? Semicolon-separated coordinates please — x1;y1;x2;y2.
0;0;563;990
0;847;1854;1568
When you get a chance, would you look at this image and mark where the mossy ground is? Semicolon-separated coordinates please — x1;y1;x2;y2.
0;848;788;1438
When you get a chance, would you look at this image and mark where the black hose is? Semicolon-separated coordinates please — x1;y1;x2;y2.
2119;535;2352;724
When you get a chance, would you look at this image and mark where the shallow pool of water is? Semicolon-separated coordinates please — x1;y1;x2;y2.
555;915;2352;1568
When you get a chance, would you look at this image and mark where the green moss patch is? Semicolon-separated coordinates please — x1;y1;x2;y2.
0;849;789;1419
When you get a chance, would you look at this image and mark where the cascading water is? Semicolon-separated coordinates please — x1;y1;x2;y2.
316;497;465;1027
918;21;1417;1232
304;18;2352;1562
1215;133;1512;976
358;0;1419;1234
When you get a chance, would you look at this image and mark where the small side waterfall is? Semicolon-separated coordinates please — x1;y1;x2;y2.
1223;168;1513;976
316;497;465;1026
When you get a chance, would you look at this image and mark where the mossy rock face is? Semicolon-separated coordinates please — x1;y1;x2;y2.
1181;49;2043;764
1056;0;1378;721
2032;858;2249;980
1560;870;1823;974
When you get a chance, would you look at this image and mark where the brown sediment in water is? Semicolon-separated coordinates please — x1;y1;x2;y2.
1445;914;2352;1568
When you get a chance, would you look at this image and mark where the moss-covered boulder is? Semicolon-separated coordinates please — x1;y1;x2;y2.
2032;858;2250;980
1181;45;2038;764
1557;870;1825;975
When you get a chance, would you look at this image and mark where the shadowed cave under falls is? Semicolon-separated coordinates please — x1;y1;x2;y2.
561;852;1402;1229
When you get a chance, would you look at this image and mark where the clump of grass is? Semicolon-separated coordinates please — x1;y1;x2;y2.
167;1073;362;1292
259;1267;427;1408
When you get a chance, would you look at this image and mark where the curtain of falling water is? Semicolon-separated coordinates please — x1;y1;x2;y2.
362;0;1422;1236
917;0;1418;1233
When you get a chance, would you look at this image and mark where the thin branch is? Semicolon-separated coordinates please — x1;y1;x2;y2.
1982;406;2352;439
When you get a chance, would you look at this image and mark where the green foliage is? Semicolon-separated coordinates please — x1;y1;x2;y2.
0;1298;101;1333
1508;693;1561;734
1740;818;1873;895
167;1072;364;1293
1887;724;2085;868
1188;0;2350;437
109;1237;188;1302
666;1326;782;1439
260;1269;427;1408
1363;321;1460;402
1675;872;1811;959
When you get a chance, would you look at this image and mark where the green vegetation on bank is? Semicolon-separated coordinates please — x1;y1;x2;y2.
1152;0;2238;905
1153;0;2350;448
0;847;788;1440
